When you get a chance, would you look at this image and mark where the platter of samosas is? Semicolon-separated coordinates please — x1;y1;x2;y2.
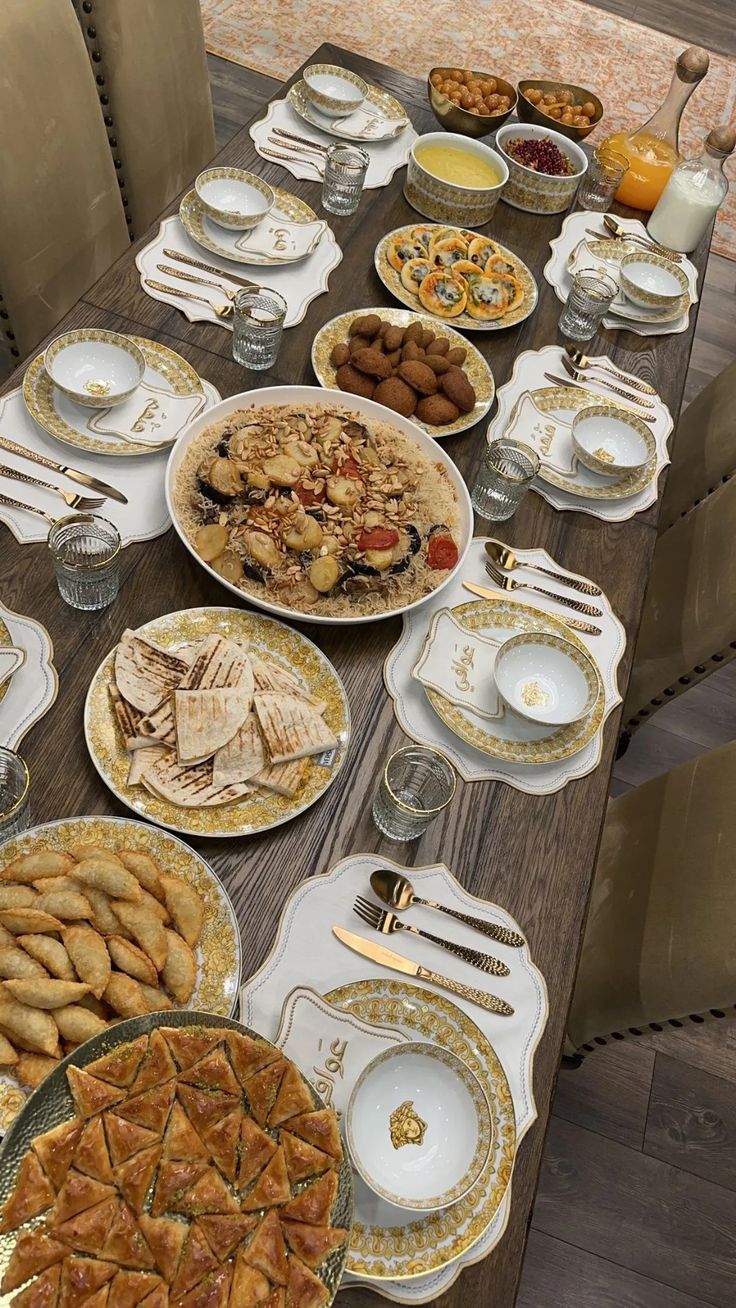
0;1010;352;1307
84;609;350;839
0;816;241;1130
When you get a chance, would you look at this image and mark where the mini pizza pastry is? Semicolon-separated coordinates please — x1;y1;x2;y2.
485;251;517;277
465;271;524;319
409;225;434;251
426;226;457;257
386;234;426;271
467;236;499;266
400;256;432;292
418;271;467;317
430;235;469;268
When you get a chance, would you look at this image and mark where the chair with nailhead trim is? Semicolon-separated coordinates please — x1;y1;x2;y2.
73;0;215;239
0;0;128;362
619;473;736;743
566;736;736;1058
659;358;736;531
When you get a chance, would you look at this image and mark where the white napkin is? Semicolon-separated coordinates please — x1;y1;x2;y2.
249;99;416;189
412;609;503;720
85;380;208;447
308;101;408;138
505;392;577;476
234;214;326;260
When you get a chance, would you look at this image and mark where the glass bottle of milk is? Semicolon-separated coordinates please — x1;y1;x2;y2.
647;125;735;253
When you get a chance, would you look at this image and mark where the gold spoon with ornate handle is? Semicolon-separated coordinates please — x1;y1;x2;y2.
370;869;526;948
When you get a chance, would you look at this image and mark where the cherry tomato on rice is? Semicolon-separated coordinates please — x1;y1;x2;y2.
332;454;362;479
427;533;459;570
296;481;325;506
356;526;400;551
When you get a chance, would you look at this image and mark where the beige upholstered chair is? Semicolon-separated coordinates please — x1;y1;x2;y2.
659;359;736;531
567;738;736;1054
621;474;736;736
0;0;128;361
73;0;215;238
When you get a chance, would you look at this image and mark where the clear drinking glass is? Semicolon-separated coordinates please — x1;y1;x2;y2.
48;513;121;610
0;748;30;839
558;270;618;341
472;438;540;522
577;148;630;211
232;287;287;371
321;144;370;216
372;746;457;841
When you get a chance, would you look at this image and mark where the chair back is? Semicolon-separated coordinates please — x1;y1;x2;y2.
660;359;736;530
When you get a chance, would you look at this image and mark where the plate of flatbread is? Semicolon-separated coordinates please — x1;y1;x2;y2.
84;608;351;839
0;1009;353;1308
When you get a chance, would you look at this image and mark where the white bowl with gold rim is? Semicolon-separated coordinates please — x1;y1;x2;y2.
494;631;600;727
44;330;145;409
619;251;689;310
404;131;508;227
195;167;274;231
571;404;654;478
346;1041;492;1212
303;63;368;117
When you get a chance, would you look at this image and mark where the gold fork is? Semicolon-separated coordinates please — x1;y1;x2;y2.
564;345;657;397
543;372;657;425
144;278;233;319
156;265;244;302
484;559;603;616
560;354;656;408
484;540;602;595
0;466;103;512
353;895;510;977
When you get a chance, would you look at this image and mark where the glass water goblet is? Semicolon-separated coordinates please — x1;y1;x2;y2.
321;144;369;216
372;745;457;841
577;148;630;211
558;270;618;342
232;287;287;371
48;514;121;611
472;439;540;522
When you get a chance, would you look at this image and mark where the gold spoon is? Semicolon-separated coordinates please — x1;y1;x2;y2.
369;869;526;947
484;540;602;596
602;214;684;262
564;345;657;397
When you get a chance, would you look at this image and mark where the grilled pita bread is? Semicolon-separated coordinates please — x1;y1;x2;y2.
109;685;144;751
211;713;266;787
129;698;176;748
175;689;250;765
127;746;169;787
251;656;326;712
254;693;337;764
253;759;309;799
178;635;253;696
114;632;189;714
143;756;253;809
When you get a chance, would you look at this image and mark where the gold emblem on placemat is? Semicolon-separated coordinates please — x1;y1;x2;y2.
390;1099;427;1148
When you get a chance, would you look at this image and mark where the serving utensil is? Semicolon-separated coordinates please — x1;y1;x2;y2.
370;868;526;946
0;436;127;504
143;279;233;320
484;558;603;615
485;540;602;595
564;345;657;396
543;372;657;424
353;894;509;976
560;353;656;408
0;465;103;512
156;263;240;302
259;146;324;175
162;249;259;289
333;926;514;1016
602;213;683;261
462;581;602;635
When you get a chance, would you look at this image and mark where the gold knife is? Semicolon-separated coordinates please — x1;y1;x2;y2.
162;248;260;289
332;926;514;1016
0;436;128;505
462;580;602;636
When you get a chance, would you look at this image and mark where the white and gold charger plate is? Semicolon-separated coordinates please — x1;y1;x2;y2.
311;307;494;439
566;239;690;325
289;79;410;141
385;536;626;792
240;851;546;1299
544;210;699;337
179;186;325;266
84;606;351;839
250;97;416;188
488;344;673;522
137;212;342;331
23;336;219;458
0;600;57;750
375;225;537;333
0;815;241;1132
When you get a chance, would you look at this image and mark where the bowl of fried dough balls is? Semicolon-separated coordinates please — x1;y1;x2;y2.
428;67;517;137
517;79;603;141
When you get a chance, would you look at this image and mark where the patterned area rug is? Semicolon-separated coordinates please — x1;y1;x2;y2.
200;0;736;259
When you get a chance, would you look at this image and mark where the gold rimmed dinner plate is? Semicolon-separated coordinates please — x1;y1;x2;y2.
289;79;409;141
0;815;241;1132
83;607;351;840
22;336;204;458
520;387;658;500
0;1009;353;1303
179;186;323;266
327;976;515;1280
375;224;537;332
568;240;690;324
311;306;494;440
425;599;605;764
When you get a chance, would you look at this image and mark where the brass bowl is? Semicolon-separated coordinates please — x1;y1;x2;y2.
428;67;517;138
517;79;603;142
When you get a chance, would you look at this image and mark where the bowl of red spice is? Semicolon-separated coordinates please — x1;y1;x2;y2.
495;123;587;214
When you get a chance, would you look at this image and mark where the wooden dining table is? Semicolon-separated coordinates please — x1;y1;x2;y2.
0;41;711;1308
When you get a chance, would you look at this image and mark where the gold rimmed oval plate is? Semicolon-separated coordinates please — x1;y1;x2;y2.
84;607;351;839
22;336;205;458
179;186;323;266
0;1009;353;1303
0;815;241;1132
520;387;658;500
425;599;605;763
289;78;409;141
311;306;494;439
327;977;515;1280
375;224;537;332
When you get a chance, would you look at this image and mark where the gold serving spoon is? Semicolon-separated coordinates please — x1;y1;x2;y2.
370;869;526;947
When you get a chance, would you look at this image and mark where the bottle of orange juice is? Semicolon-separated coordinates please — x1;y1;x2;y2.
602;46;710;211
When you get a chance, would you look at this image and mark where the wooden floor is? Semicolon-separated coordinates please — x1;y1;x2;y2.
205;3;736;1299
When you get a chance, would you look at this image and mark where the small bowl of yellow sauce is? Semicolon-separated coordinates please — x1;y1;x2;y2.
405;132;509;227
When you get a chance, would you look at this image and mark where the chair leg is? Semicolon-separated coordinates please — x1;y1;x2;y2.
616;728;632;760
